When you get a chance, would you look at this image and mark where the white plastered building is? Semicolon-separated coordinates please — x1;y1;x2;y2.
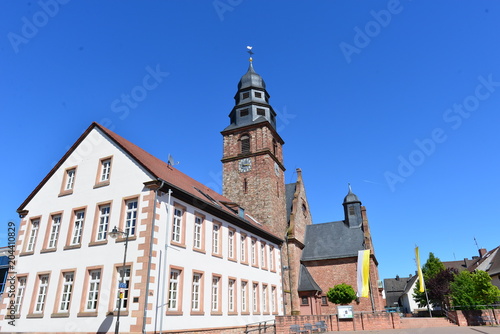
0;122;283;333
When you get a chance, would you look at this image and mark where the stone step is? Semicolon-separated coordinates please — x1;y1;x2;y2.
400;317;456;328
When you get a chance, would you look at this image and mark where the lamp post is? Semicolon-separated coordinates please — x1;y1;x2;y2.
109;226;129;334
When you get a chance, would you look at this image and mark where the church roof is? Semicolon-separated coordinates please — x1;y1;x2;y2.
238;62;266;90
301;221;365;261
298;264;322;292
17;122;282;244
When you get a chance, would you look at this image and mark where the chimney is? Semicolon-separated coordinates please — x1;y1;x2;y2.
479;248;487;258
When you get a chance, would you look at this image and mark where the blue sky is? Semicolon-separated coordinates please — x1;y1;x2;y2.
1;0;499;282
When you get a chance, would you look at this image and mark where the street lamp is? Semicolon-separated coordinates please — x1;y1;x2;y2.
109;226;129;334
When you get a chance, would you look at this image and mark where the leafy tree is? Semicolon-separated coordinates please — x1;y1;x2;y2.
450;270;500;310
327;283;357;305
426;267;458;309
413;252;446;307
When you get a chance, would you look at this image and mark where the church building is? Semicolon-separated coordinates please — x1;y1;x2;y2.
1;56;384;333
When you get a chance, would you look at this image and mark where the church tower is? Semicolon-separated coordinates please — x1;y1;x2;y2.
221;57;287;238
343;184;363;228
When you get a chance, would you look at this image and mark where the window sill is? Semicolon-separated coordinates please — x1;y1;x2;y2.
228;311;238;316
51;312;70;318
193;248;206;254
40;248;57;254
88;240;108;247
77;311;98;317
228;257;237;263
64;244;81;250
190;311;205;316
165;311;183;316
19;251;34;257
58;190;73;197
210;311;223;316
26;313;44;318
93;181;110;189
107;310;129;316
212;253;223;259
170;242;186;249
117;236;136;243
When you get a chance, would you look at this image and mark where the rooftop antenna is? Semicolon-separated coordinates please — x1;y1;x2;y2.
167;154;179;166
474;237;480;252
246;46;254;62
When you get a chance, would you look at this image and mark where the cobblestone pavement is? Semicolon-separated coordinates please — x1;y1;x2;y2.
329;326;500;334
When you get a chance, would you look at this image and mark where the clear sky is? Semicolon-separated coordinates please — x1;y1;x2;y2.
1;0;499;282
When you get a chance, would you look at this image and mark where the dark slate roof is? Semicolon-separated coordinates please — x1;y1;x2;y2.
443;258;479;272
298;264;322;292
238;62;266;90
223;116;269;132
343;186;361;204
473;246;500;276
383;276;415;307
285;183;296;223
301;221;364;261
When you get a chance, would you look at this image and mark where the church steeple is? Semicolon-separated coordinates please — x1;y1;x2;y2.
224;58;277;132
343;184;362;228
221;51;286;237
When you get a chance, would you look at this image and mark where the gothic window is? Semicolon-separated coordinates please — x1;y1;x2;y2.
272;139;278;156
240;135;250;154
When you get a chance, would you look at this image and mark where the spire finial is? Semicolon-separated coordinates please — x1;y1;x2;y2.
246;46;254;63
348;183;352;193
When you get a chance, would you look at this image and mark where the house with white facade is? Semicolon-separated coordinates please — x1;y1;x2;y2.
0;122;283;333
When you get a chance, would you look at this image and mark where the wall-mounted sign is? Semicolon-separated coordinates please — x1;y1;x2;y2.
337;305;354;319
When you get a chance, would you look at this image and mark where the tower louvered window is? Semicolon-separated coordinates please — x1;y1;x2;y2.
241;135;250;154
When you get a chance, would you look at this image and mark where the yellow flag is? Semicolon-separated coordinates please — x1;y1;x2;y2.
415;247;425;293
357;249;370;298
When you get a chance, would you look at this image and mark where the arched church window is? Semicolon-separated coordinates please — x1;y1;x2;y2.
241;135;250;154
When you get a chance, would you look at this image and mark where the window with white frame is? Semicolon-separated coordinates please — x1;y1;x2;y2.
262;284;268;313
251;239;257;266
211;276;220;312
228;279;235;312
241;281;248;312
172;208;183;243
168;269;180;311
228;229;235;259
14;277;26;314
35;275;49;313
71;210;85;245
252;283;258;313
97;205;110;241
59;272;74;312
48;215;61;249
193;216;203;250
269;246;275;271
116;266;130;310
271;286;277;313
65;168;76;190
124;199;138;236
212;224;220;255
191;273;201;312
26;219;39;252
261;242;267;268
86;270;101;311
100;158;111;182
241;234;247;263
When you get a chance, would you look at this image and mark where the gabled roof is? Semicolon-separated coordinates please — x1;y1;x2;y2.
18;122;282;244
298;264;322;292
301;221;364;261
472;246;500;276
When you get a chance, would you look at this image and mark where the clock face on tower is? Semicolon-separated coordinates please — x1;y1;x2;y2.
239;158;252;172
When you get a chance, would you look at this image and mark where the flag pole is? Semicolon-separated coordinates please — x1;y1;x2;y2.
415;246;432;317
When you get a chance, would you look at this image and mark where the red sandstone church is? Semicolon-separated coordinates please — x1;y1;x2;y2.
220;59;385;315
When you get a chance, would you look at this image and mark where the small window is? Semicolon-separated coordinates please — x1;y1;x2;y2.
242;92;250;99
349;206;355;216
100;159;111;182
240;109;249;117
254;92;262;98
241;135;250;154
321;296;328;305
65;169;76;191
257;108;265;116
301;297;309;305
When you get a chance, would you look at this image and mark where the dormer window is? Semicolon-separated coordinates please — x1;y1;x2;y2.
257;108;265;116
242;92;250;99
240;109;249;117
240;135;250;154
254;92;262;98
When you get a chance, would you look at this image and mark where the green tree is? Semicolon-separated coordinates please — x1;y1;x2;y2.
413;252;446;307
450;270;500;310
327;283;357;305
